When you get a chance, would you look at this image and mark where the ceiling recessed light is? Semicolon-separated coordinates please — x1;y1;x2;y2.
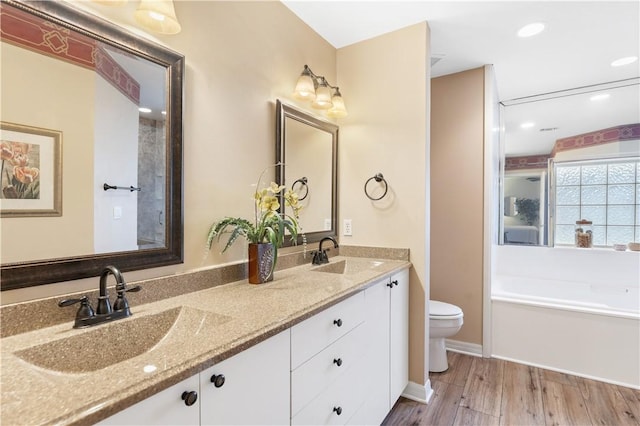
590;93;610;101
517;22;545;38
520;122;535;129
139;107;152;113
611;56;638;67
161;111;167;115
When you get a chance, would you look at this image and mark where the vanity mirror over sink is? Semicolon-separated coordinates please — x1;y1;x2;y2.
0;0;185;290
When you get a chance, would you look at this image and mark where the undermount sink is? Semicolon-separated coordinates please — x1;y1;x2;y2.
312;259;384;275
14;306;231;374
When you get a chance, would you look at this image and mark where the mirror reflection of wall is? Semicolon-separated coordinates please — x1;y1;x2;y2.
500;80;640;248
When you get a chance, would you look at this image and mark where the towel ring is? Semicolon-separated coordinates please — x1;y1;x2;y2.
291;177;309;201
364;173;388;201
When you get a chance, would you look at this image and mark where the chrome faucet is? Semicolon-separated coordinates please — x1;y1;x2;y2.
58;265;141;328
312;236;339;265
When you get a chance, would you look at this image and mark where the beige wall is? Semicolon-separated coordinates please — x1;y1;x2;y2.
431;67;485;346
337;23;430;386
1;43;95;262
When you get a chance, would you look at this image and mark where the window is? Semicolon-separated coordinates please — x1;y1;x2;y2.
553;158;640;246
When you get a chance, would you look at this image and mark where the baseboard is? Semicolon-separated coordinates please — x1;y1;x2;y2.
445;339;483;356
401;380;434;404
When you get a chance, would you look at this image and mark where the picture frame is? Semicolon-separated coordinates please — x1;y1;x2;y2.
0;122;62;217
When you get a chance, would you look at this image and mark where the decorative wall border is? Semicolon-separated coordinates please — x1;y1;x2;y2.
0;2;140;105
506;123;640;171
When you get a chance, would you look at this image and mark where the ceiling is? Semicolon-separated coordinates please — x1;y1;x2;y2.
281;1;640;101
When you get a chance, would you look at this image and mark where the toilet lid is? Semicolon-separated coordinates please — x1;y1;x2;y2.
430;300;463;317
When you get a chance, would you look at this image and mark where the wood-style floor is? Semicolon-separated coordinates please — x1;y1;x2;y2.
382;351;640;426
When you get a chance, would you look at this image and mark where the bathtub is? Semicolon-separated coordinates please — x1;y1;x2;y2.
491;276;640;388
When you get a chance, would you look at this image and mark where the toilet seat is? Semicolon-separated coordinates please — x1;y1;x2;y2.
430;300;463;320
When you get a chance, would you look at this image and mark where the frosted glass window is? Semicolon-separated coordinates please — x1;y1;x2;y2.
556;186;580;205
608;163;635;184
556;206;580;224
608;184;635;204
581;185;606;205
581;164;607;184
555;225;575;245
637;205;640;226
607;205;634;225
582;205;606;225
637;162;640;183
593;226;606;246
607;226;634;245
556;166;580;185
636;227;640;242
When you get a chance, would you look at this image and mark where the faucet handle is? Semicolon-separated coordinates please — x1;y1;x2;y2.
58;296;95;321
113;285;142;314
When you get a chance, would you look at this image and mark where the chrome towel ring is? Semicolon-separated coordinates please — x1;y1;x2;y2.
364;173;388;201
291;176;309;201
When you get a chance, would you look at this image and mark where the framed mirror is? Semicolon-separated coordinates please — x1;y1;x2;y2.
499;79;639;247
0;0;184;290
276;100;338;246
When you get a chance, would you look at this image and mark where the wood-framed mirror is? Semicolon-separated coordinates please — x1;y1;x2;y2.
275;100;338;246
0;0;184;290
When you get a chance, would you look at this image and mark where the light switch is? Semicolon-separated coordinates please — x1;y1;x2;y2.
343;219;352;236
324;218;331;230
113;206;122;219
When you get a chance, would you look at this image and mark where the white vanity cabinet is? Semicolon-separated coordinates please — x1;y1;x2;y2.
352;267;409;425
200;329;290;425
99;330;289;426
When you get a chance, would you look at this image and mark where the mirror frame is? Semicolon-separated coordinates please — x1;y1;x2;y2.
1;0;184;291
275;100;338;246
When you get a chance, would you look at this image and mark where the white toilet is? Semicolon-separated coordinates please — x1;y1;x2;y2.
429;300;464;372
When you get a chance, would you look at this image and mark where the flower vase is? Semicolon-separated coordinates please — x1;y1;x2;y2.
248;243;274;284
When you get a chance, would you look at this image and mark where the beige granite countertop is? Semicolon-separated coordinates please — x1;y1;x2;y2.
0;256;410;426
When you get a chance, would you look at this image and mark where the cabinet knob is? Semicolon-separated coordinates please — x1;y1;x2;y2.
210;374;226;388
386;282;393;288
333;406;343;416
333;318;343;327
333;358;343;367
392;280;399;287
181;391;198;406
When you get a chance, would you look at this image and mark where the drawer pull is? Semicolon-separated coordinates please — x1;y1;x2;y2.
333;406;343;416
333;318;343;327
333;358;343;367
210;374;226;388
181;391;198;407
386;282;393;288
392;280;399;287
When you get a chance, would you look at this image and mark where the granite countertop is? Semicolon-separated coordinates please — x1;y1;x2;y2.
0;256;410;426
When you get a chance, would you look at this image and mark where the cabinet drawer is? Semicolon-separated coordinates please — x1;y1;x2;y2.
291;291;365;369
292;323;365;416
292;357;366;425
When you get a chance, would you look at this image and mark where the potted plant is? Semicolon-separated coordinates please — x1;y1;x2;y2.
206;168;302;284
515;198;540;226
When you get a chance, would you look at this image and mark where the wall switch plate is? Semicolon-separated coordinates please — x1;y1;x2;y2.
324;218;331;230
343;219;352;236
113;206;122;220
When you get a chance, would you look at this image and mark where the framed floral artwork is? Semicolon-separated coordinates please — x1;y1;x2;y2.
0;122;62;217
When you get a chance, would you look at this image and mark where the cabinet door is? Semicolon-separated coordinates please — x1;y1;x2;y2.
200;329;290;425
389;268;409;404
98;374;200;425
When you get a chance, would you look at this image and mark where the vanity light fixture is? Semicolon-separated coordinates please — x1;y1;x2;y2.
139;107;152;113
611;56;638;67
293;65;348;118
517;22;545;38
134;0;182;35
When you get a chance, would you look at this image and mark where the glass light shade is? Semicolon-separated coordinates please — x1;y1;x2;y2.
327;92;348;118
293;74;316;100
312;82;332;109
134;0;182;35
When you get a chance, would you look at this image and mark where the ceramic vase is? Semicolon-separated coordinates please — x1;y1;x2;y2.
248;243;274;284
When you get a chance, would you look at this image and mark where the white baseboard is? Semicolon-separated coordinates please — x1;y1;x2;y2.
401;380;433;404
445;339;483;356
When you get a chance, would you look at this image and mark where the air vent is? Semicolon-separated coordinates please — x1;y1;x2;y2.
539;127;559;132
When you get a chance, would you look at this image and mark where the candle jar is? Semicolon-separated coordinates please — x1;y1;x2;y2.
575;219;593;248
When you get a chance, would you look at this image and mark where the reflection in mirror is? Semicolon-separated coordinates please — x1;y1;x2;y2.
500;79;640;247
276;100;337;246
0;0;184;290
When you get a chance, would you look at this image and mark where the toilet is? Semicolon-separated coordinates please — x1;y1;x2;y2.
429;300;464;372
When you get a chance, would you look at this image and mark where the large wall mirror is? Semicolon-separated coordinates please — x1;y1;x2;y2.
0;0;184;290
500;79;639;247
276;100;338;246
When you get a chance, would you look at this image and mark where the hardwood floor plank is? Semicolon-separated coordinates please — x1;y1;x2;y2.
538;368;579;387
578;377;639;426
500;362;544;426
430;352;474;387
453;407;500;426
460;357;504;418
617;386;640;425
414;380;463;426
541;380;592;426
382;397;420;426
